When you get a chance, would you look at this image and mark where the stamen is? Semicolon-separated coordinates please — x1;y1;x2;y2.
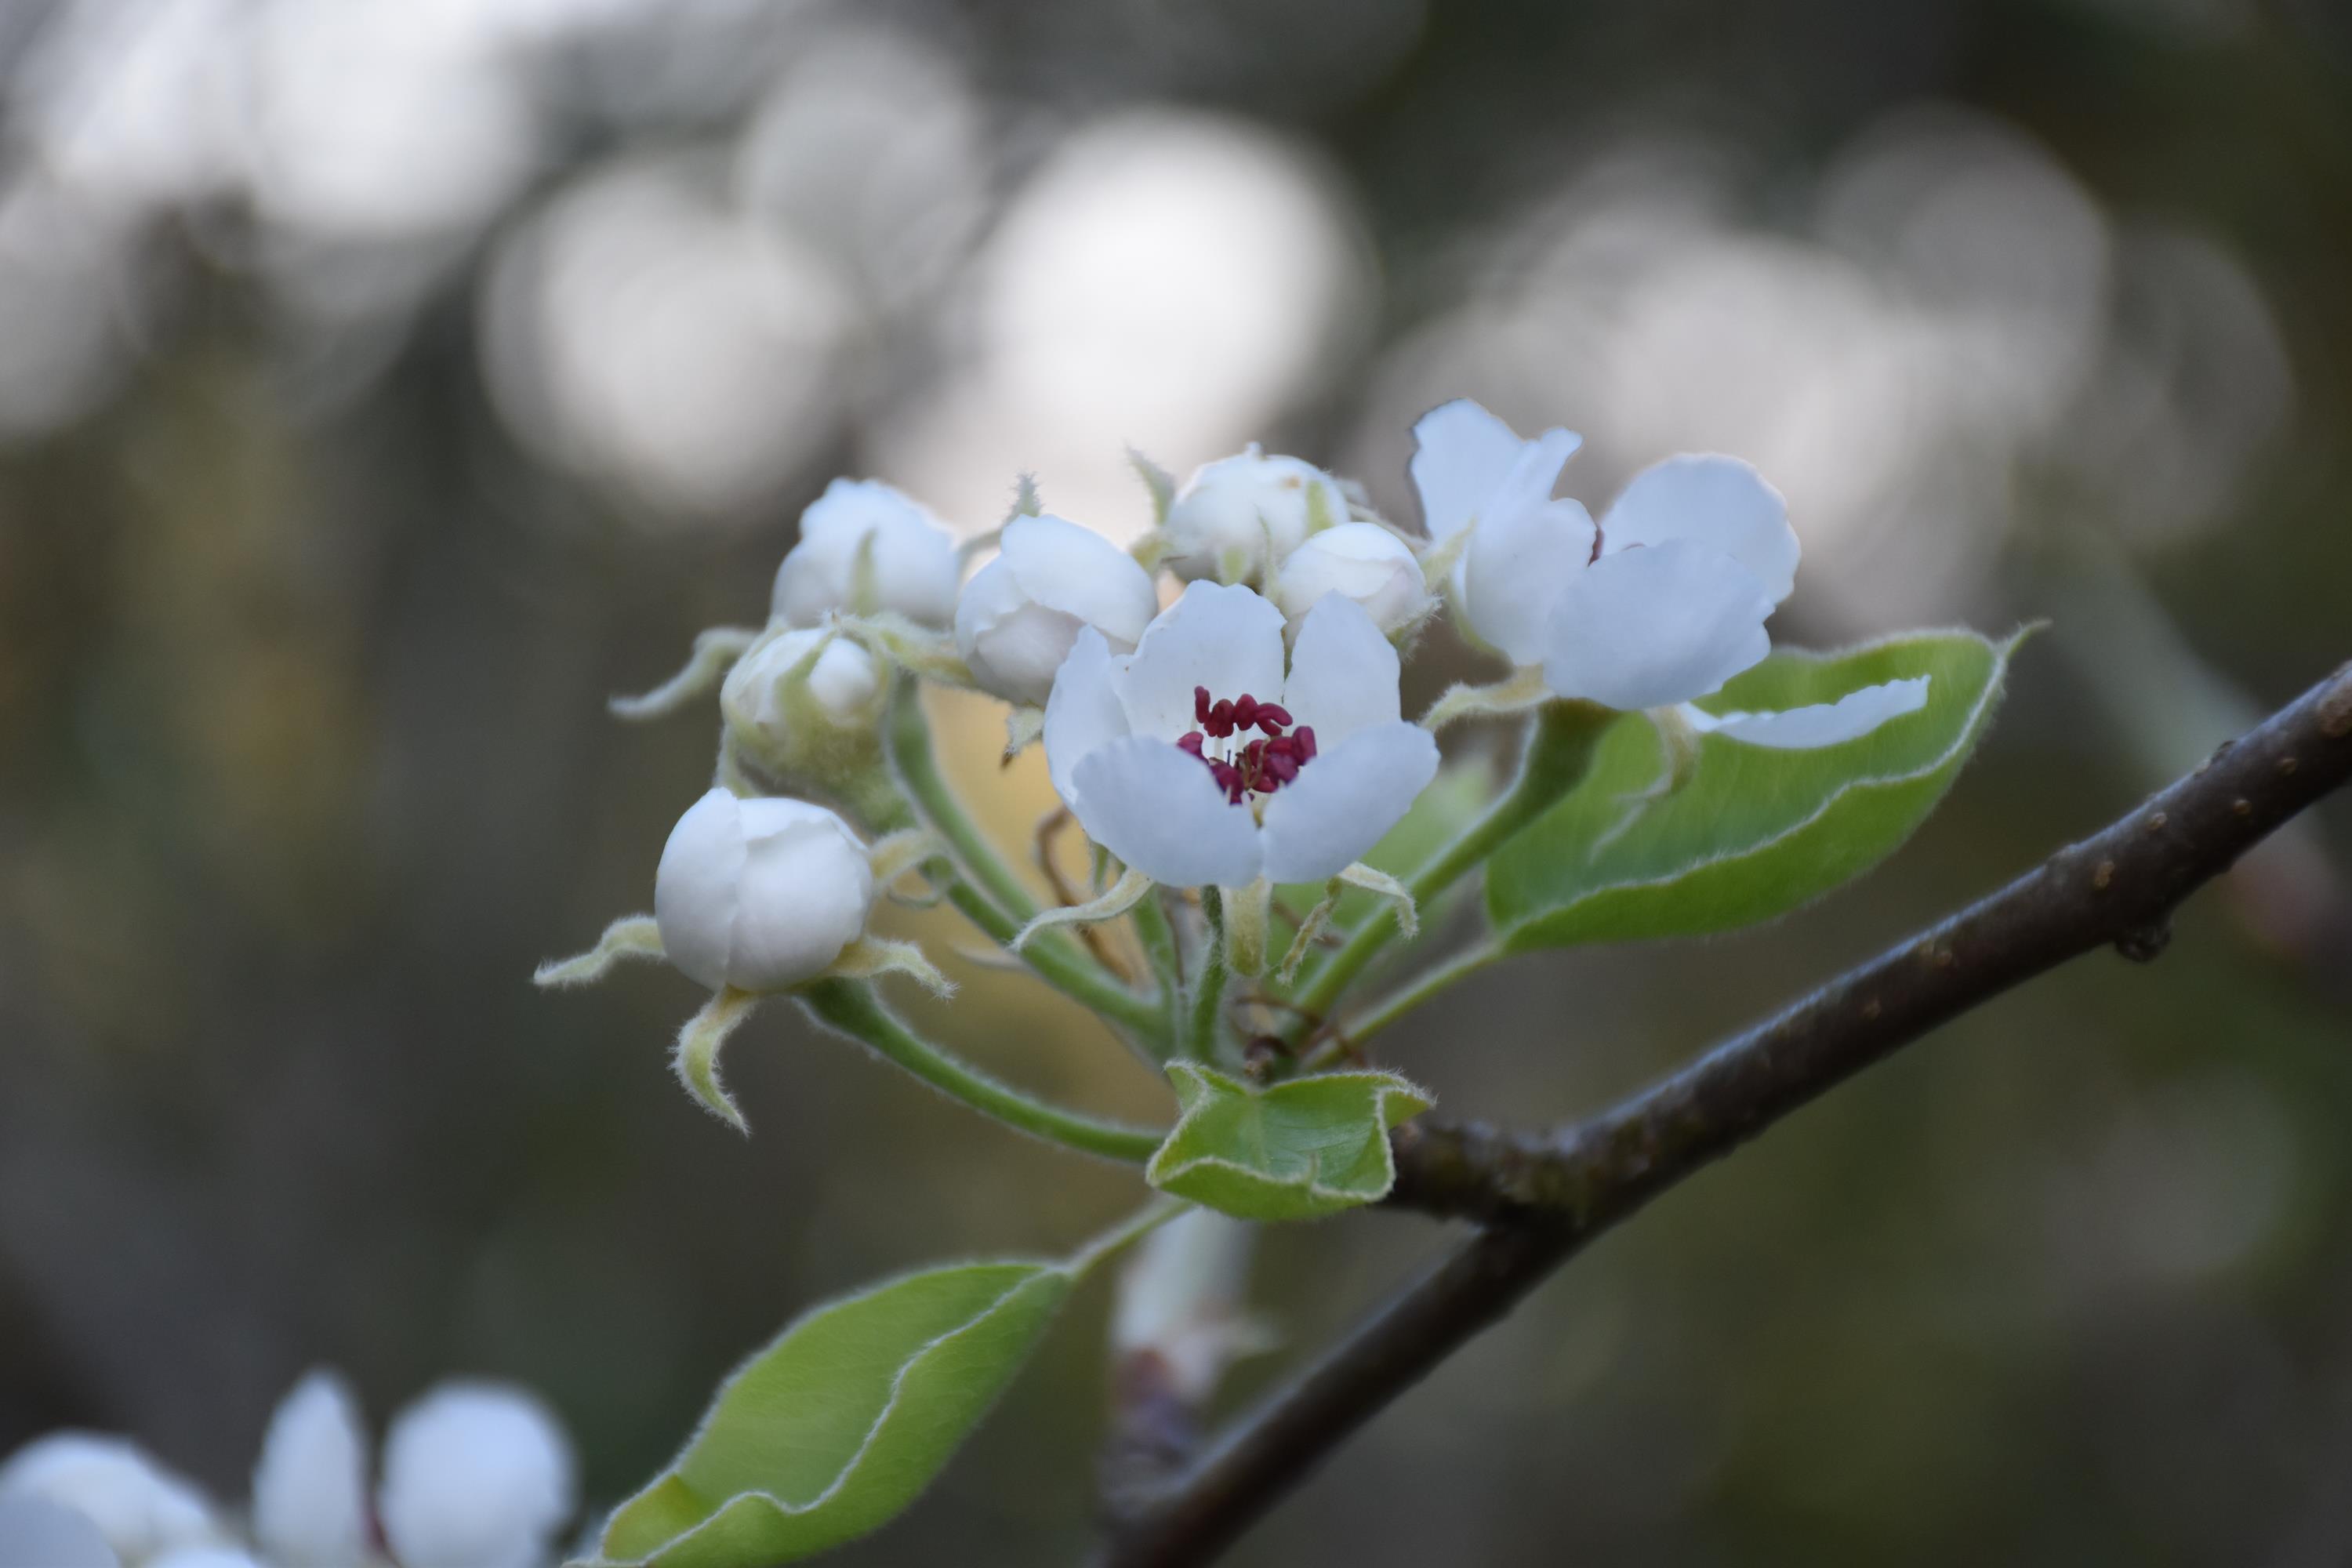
1179;690;1319;803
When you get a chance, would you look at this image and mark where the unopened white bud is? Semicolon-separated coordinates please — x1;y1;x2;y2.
377;1383;575;1568
0;1435;220;1564
771;478;960;629
954;514;1158;706
1272;523;1429;637
252;1370;369;1568
1163;448;1346;586
655;789;875;993
720;626;885;779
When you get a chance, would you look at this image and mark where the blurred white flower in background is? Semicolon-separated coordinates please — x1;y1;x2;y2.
884;110;1374;541
0;1370;575;1568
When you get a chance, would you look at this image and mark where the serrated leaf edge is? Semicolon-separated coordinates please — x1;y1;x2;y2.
586;1259;1075;1566
1145;1062;1435;1214
1497;626;2026;946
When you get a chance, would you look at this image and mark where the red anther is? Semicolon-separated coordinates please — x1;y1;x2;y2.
1209;761;1245;803
1194;686;1212;726
1294;725;1317;761
1262;749;1300;784
1206;699;1235;738
1231;694;1260;730
1176;731;1205;757
1254;702;1293;735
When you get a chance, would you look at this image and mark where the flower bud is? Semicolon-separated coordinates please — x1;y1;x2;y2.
771;477;960;629
1271;523;1429;637
0;1435;220;1564
1163;448;1346;586
954;514;1158;707
655;789;876;993
719;626;885;783
377;1382;574;1568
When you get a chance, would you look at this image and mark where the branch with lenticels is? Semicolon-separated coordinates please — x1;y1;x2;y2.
1099;658;2352;1568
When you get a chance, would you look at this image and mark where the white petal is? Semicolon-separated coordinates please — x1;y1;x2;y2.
1683;676;1930;749
1540;540;1775;710
150;1552;268;1568
252;1371;370;1568
0;1435;219;1563
1271;523;1428;636
1279;593;1401;749
1043;628;1131;808
653;789;750;991
1409;400;1581;540
1458;493;1595;666
1000;514;1159;649
729;800;873;991
1258;720;1439;884
379;1383;575;1568
1069;737;1262;888
1599;455;1798;604
1114;583;1287;742
0;1494;121;1568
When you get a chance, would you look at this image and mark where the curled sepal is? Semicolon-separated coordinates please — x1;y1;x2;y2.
1146;1062;1433;1221
1003;704;1045;760
1129;447;1177;528
1276;880;1344;985
867;829;942;889
610;627;762;721
837;612;975;687
828;936;954;998
1588;704;1706;855
1010;867;1154;953
673;987;763;1134
588;1206;1169;1567
1418;665;1550;735
534;915;664;989
1335;862;1417;940
1417;522;1471;593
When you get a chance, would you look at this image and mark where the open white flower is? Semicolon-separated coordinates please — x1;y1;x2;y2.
771;477;960;630
1043;583;1438;889
954;514;1160;706
1161;448;1348;586
1272;522;1429;638
1417;399;1926;746
655;789;875;993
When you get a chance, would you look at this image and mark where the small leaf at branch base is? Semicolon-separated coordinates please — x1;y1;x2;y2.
1147;1062;1432;1221
592;1261;1076;1566
1485;629;2020;949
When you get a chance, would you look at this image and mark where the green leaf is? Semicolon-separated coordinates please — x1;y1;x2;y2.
1486;630;2019;949
592;1260;1074;1565
1147;1062;1432;1221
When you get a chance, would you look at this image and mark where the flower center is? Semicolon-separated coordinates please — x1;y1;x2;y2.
1178;685;1318;805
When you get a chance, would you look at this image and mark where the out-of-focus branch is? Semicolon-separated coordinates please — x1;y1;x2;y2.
1101;658;2352;1568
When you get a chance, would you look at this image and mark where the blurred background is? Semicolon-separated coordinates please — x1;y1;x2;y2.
2;0;2350;1560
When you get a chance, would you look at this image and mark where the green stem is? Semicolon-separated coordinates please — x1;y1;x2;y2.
1313;940;1507;1064
1187;887;1229;1062
1284;700;1610;1036
1130;885;1184;1054
798;979;1167;1163
884;681;1167;1040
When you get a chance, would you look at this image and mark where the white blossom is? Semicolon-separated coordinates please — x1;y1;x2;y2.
1272;523;1428;637
1418;399;1921;742
771;477;960;630
0;1436;220;1565
954;514;1159;706
377;1384;575;1568
1043;583;1438;888
251;1371;369;1568
1161;448;1348;586
654;789;875;992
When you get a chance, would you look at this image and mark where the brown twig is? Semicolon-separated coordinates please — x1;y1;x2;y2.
1100;659;2352;1567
